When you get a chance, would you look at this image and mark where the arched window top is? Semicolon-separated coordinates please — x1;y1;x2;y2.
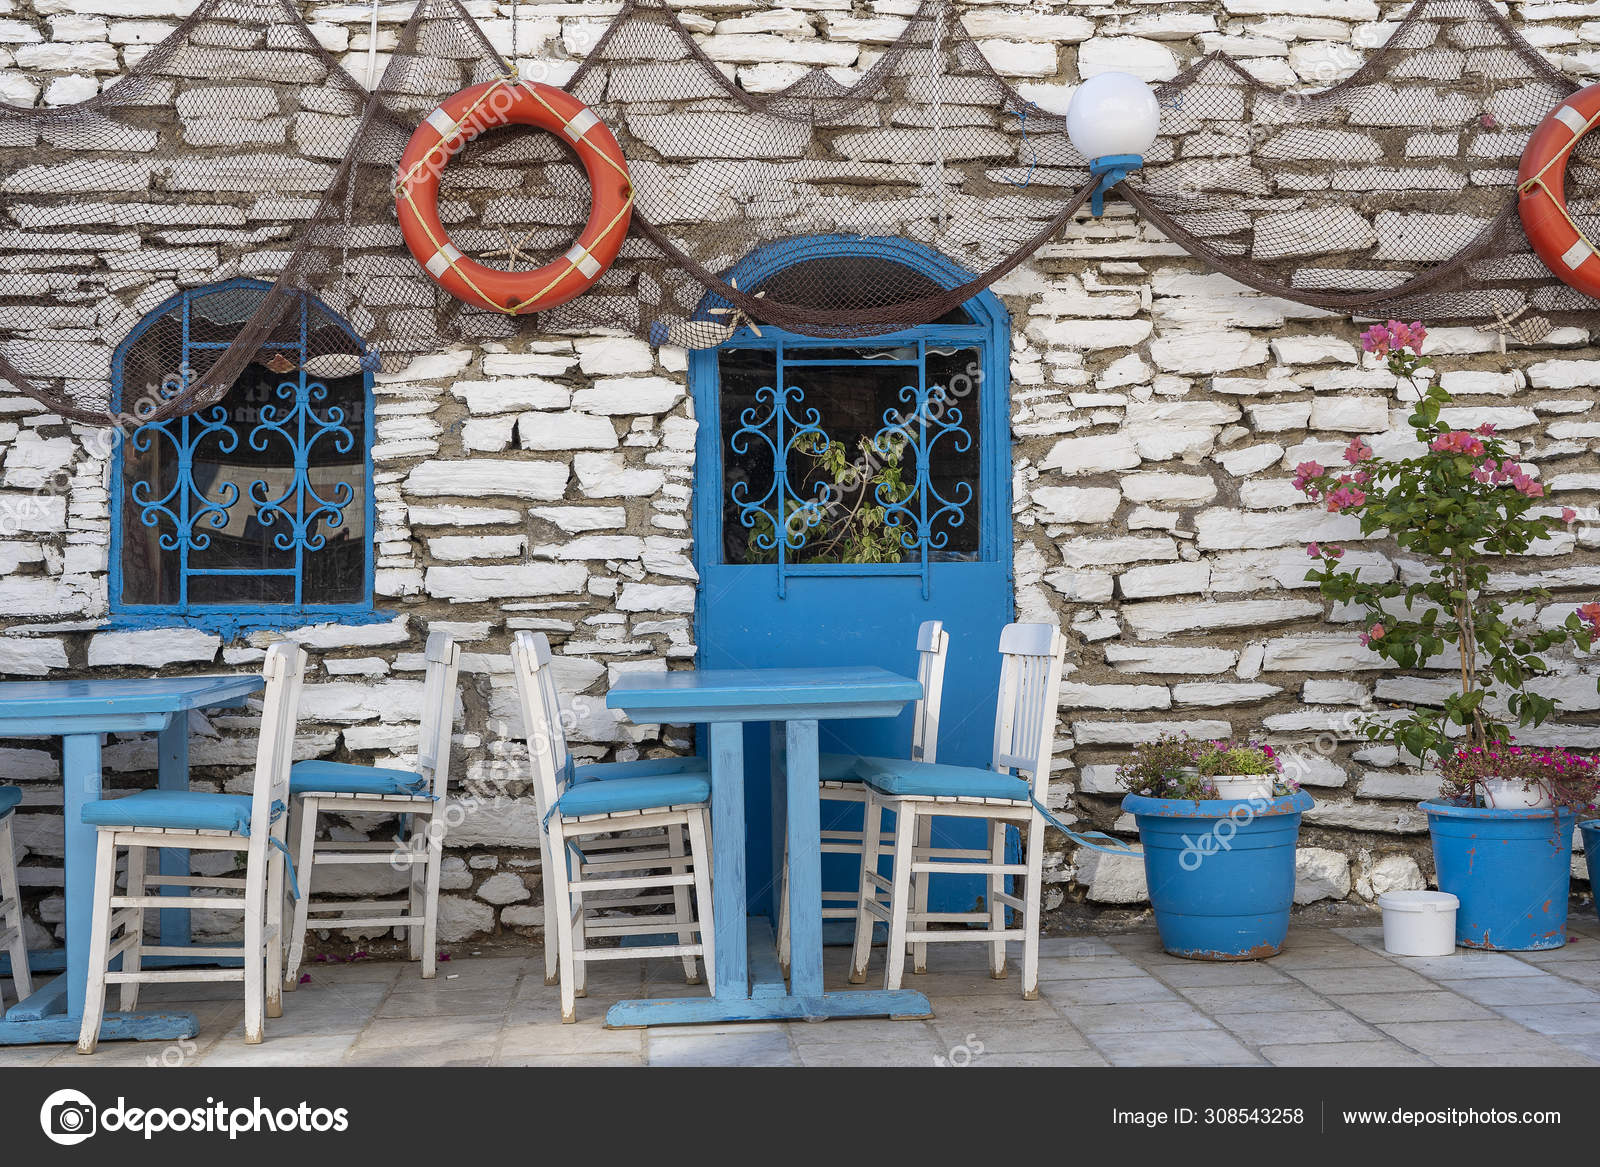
697;234;1007;336
110;280;375;632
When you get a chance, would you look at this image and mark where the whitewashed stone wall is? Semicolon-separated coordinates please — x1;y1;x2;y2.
0;0;1596;949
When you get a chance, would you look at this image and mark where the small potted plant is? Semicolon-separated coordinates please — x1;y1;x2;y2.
1118;736;1311;960
1299;321;1600;950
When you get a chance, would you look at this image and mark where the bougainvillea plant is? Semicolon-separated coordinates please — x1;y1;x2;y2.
1297;321;1600;770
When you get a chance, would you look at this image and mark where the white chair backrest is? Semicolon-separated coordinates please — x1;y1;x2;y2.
249;640;307;839
509;631;572;828
910;619;949;764
989;623;1067;801
416;631;462;800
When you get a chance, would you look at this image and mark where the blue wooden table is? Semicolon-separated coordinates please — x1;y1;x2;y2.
0;674;264;1045
603;666;933;1026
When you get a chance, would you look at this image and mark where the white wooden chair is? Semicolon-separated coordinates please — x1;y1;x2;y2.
517;647;708;990
283;630;461;988
510;631;715;1024
849;622;1066;1000
78;641;307;1051
0;784;31;1008
777;619;949;971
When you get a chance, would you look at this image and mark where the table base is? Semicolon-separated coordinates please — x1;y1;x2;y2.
605;990;932;1028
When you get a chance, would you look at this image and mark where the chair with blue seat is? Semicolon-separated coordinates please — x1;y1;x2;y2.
848;622;1066;1000
511;631;714;1024
0;784;31;1008
777;619;948;972
283;631;461;989
78;641;307;1052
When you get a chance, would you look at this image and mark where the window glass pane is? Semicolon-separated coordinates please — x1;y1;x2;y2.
719;343;981;567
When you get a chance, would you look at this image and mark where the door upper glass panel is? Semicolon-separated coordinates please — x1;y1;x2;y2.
718;341;982;570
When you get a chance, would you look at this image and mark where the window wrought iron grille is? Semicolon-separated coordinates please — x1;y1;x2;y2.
110;280;375;629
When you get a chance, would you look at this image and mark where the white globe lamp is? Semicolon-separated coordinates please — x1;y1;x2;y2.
1066;71;1162;215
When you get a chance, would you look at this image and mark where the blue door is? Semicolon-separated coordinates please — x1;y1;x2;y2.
690;237;1015;927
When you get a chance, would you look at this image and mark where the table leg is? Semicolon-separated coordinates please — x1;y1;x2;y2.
156;713;189;950
784;719;823;1003
62;731;100;1019
708;720;748;1001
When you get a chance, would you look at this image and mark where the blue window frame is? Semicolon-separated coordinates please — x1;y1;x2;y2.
690;236;1011;600
109;279;377;632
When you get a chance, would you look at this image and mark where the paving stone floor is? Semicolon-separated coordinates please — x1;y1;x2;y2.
8;915;1600;1067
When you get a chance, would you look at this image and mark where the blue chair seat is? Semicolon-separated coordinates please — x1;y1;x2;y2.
290;760;430;798
81;790;256;834
853;758;1029;802
556;773;710;819
573;756;709;785
817;752;868;783
0;785;20;817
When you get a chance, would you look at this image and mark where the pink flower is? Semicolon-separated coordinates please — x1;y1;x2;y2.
1360;324;1392;356
1404;322;1427;354
1578;603;1600;631
1361;320;1428;358
1292;460;1325;497
1326;543;1345;558
1344;436;1373;465
1431;430;1485;457
1520;480;1545;498
1307;542;1321;558
1476;422;1496;436
1563;507;1577;524
1358;622;1385;647
1325;484;1367;513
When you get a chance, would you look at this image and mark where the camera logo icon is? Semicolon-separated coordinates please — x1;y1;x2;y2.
40;1089;97;1146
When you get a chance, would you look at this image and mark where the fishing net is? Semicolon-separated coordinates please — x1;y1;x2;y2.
0;0;1590;425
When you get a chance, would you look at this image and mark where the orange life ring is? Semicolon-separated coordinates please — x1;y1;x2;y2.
394;78;632;315
1519;84;1600;299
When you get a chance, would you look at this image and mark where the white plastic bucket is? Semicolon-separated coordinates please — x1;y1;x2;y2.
1378;890;1460;957
1211;774;1275;800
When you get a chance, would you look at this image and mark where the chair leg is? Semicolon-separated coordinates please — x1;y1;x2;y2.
666;823;700;985
912;812;933;974
0;814;32;1002
243;849;266;1045
119;845;146;1012
775;831;790;977
988;818;1008;980
406;815;426;962
848;793;884;984
283;796;318;992
265;830;286;1020
686;809;715;990
76;831;118;1055
540;833;560;987
1022;813;1045;1001
883;803;917;993
420;814;444;980
568;844;588;999
548;831;579;1024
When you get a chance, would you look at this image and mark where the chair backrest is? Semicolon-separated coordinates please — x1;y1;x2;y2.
989;623;1067;802
249;640;308;839
910;619;950;764
416;631;462;800
508;631;571;828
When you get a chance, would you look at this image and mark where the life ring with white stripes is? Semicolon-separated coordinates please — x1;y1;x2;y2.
1519;84;1600;299
394;78;632;315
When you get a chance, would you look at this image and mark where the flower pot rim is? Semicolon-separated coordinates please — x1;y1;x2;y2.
1122;789;1313;818
1419;798;1575;822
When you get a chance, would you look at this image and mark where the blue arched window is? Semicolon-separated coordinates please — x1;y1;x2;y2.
110;279;375;629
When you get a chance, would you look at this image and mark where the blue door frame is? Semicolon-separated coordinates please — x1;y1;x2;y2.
690;235;1016;926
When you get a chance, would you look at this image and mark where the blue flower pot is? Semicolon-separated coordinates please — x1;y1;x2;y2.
1121;790;1314;961
1581;820;1600;925
1421;800;1575;951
